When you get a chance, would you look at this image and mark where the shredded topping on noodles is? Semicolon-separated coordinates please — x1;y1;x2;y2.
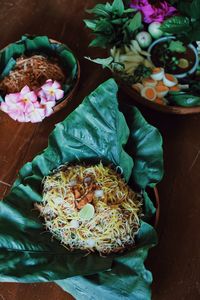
36;163;142;255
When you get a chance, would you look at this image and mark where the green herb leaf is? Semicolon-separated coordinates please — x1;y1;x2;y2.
124;8;136;14
95;20;113;35
84;19;97;31
161;16;190;34
105;3;112;12
85;0;141;48
128;11;142;33
85;56;113;69
86;4;111;17
112;0;124;16
169;40;186;53
89;36;109;48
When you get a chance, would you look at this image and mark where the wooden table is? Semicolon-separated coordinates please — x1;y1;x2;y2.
0;1;200;299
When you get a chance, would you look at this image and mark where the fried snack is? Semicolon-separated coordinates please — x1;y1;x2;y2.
0;55;66;93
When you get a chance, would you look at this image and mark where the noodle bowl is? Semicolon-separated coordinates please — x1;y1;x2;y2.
36;163;142;255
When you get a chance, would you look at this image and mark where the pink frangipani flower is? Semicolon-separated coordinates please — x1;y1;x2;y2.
37;89;56;116
28;101;46;123
40;98;56;116
0;93;28;122
130;0;176;23
0;79;64;123
3;105;29;122
1;93;20;112
18;85;37;113
41;79;64;102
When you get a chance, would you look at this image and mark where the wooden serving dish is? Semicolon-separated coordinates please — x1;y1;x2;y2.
120;83;200;115
50;39;80;115
0;37;80;120
147;187;160;229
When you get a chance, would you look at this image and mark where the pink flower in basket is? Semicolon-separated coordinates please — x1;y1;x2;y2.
0;92;30;122
130;0;176;23
18;85;37;112
28;101;46;123
38;89;56;117
0;80;64;122
40;79;64;102
0;86;44;122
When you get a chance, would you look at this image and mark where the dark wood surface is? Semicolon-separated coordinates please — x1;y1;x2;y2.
0;1;200;299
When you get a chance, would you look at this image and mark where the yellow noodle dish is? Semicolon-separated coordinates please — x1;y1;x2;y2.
36;162;142;255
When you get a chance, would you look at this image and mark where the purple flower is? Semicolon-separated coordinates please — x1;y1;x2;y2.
130;0;176;23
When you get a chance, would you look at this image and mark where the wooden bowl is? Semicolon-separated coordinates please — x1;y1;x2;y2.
0;37;80;121
146;187;160;229
120;83;200;115
50;39;80;114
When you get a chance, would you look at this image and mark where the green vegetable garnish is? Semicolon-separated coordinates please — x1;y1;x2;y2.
169;40;186;53
84;0;142;48
79;204;95;221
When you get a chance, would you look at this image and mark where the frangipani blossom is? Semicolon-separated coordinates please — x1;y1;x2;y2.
38;89;56;116
130;0;176;23
28;102;46;123
0;93;29;122
0;79;64;123
40;98;56;116
18;85;37;112
3;105;29;122
41;79;64;102
1;93;20;112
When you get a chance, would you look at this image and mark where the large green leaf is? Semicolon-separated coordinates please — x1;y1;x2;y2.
57;221;157;300
0;79;163;299
120;105;164;190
